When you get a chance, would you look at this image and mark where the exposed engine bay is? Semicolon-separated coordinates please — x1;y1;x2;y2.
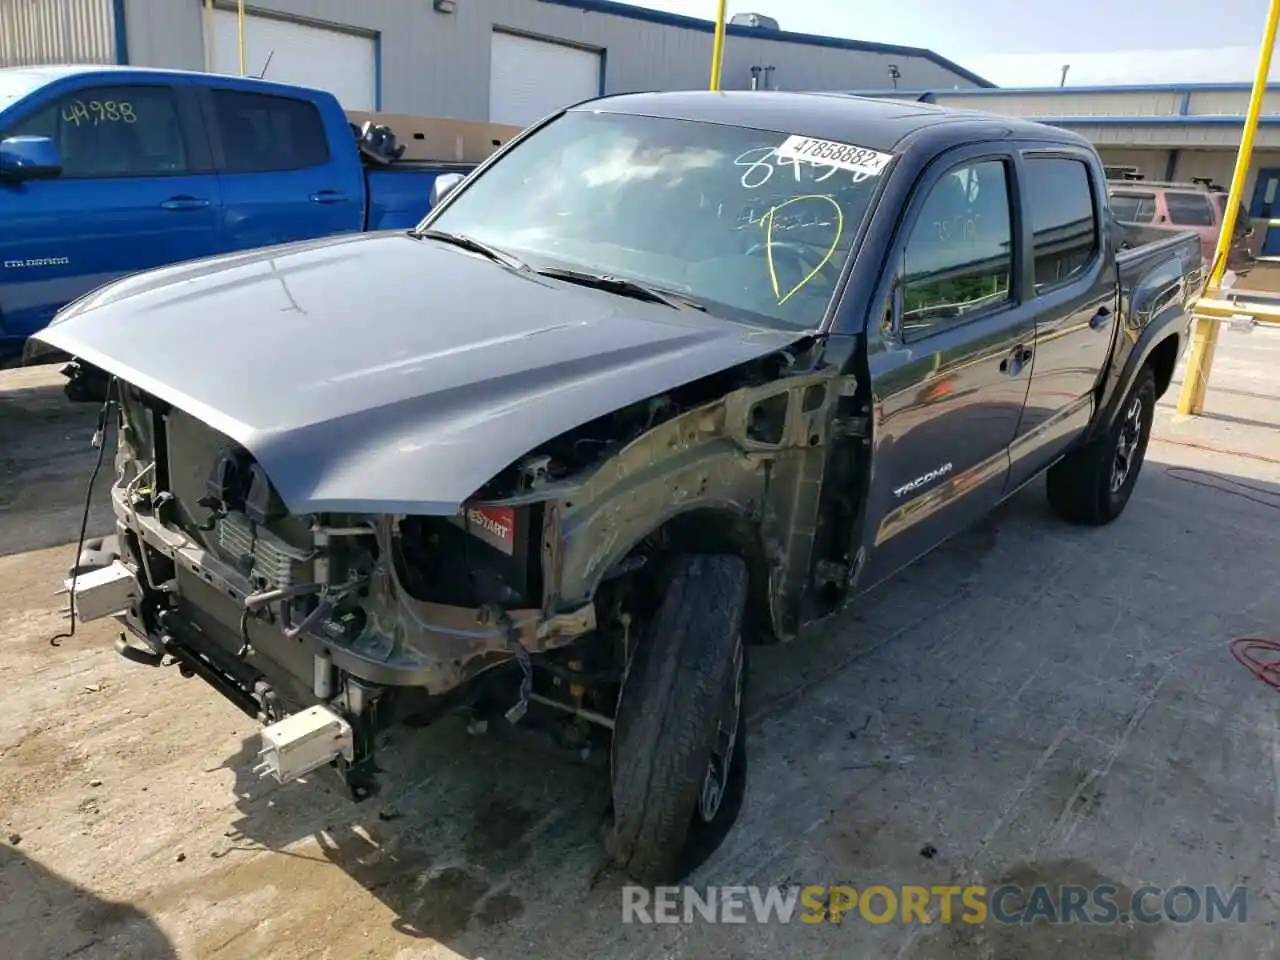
70;337;867;800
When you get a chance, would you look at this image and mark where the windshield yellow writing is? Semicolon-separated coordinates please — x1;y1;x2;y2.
61;100;137;127
759;194;844;305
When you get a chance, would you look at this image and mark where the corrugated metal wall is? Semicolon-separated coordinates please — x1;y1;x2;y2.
121;0;980;120
939;89;1187;118
1095;148;1172;177
0;0;117;67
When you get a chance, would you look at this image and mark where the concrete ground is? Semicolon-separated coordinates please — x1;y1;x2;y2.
2;327;1279;960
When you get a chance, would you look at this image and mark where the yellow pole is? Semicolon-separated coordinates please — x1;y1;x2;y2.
237;0;246;77
204;0;215;72
1176;0;1280;415
709;0;728;90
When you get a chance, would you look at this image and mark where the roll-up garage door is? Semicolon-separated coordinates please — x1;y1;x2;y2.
489;31;601;126
204;9;376;111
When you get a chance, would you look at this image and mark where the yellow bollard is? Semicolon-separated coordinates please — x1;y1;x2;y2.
237;0;246;77
1177;0;1280;415
203;0;215;72
709;0;728;91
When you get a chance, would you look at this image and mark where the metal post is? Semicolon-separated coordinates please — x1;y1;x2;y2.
709;0;727;91
1176;0;1280;415
204;0;215;72
237;0;246;77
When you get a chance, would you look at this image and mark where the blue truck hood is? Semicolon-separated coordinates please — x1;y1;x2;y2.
35;231;804;515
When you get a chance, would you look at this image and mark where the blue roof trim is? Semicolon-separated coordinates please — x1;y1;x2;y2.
534;0;995;88
852;81;1280;96
1027;115;1280;126
112;0;129;64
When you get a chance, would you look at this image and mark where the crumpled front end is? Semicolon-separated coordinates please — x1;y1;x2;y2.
88;384;595;797
73;326;846;800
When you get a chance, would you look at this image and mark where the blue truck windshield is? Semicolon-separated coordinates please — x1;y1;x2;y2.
424;110;889;330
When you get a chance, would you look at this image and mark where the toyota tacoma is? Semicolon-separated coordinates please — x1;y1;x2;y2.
34;91;1202;883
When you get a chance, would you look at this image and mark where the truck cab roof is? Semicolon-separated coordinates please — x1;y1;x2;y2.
577;89;1094;154
0;63;333;106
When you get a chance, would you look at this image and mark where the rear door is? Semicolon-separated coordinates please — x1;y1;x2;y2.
202;87;364;251
0;81;219;348
1006;149;1115;491
1209;191;1256;269
858;146;1038;589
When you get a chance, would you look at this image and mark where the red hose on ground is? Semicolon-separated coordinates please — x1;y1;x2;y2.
1230;638;1280;691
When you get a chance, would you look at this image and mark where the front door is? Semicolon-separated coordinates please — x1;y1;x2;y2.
1007;149;1116;491
858;149;1037;590
0;82;221;355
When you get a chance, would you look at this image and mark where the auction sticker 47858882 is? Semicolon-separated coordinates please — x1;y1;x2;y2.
775;135;894;179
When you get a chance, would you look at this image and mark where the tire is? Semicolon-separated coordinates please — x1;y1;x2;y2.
606;553;749;884
1047;364;1156;525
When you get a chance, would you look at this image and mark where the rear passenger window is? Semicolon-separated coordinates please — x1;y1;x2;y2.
2;85;188;178
1109;191;1157;224
898;160;1013;341
1026;158;1099;292
211;90;329;172
1165;191;1215;226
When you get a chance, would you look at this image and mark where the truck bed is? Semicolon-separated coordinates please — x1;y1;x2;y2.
363;161;474;231
1115;225;1205;304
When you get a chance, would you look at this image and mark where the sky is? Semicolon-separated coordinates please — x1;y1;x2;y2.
629;0;1280;86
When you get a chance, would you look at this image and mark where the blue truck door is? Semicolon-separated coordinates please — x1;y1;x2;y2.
203;87;364;251
0;82;220;359
857;151;1037;590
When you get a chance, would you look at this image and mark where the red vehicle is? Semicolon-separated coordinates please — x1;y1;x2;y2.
1107;180;1255;274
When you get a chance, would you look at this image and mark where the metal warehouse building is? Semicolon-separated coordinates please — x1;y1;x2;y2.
1;0;991;124
867;83;1280;255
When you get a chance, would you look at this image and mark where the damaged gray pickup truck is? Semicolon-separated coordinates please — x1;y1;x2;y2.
36;91;1202;883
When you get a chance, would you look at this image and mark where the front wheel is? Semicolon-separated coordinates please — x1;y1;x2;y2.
606;554;749;884
1047;365;1156;525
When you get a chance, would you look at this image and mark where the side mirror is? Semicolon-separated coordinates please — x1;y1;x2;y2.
0;136;62;181
429;172;465;209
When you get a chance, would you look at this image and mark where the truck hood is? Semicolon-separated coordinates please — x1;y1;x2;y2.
36;232;804;515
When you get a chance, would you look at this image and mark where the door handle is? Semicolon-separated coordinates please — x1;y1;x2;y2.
1089;306;1111;330
160;196;210;210
310;191;350;204
999;345;1033;375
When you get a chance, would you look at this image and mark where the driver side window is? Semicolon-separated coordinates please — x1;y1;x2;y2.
2;85;188;179
898;159;1014;342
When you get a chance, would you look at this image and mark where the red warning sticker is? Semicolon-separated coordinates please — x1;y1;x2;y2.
464;505;516;554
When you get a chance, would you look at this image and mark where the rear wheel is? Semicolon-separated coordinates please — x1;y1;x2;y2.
606;554;748;884
1047;365;1156;525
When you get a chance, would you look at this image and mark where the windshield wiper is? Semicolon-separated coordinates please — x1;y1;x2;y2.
537;267;706;311
415;229;530;271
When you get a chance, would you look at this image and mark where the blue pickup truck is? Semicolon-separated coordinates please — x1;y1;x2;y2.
0;65;471;366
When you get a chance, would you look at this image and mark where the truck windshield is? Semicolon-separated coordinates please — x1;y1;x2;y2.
422;110;887;330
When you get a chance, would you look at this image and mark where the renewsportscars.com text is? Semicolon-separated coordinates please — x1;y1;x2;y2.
622;884;1248;925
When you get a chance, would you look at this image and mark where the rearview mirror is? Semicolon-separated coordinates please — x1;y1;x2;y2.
0;136;62;181
429;172;465;209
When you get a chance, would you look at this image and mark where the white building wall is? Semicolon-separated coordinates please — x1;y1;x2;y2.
0;0;118;65
121;0;987;120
